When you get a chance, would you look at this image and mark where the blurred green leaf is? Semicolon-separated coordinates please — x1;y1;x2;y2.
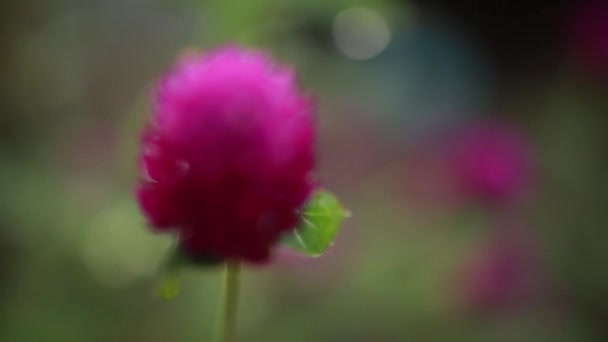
156;244;226;299
282;190;349;257
156;247;186;300
158;273;180;300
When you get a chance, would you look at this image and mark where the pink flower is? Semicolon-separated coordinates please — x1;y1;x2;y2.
448;120;533;206
401;120;533;212
568;1;608;77
136;46;316;264
457;228;541;314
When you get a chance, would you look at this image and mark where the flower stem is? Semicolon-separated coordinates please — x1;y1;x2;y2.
217;260;241;342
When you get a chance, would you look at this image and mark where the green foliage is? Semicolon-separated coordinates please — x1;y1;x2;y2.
158;273;180;300
157;190;348;299
156;245;225;299
282;190;349;257
157;248;185;300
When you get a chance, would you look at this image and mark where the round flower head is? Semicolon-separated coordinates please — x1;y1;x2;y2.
448;120;533;206
136;46;316;264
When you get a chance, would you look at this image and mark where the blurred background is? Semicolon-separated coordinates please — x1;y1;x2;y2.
2;0;608;341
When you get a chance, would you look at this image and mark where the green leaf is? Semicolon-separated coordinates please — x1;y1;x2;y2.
156;246;186;300
282;190;349;257
155;245;226;300
157;273;180;300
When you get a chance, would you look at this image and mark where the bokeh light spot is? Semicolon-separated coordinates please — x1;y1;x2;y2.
333;7;391;61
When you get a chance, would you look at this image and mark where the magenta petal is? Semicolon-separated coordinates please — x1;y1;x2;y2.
135;46;316;264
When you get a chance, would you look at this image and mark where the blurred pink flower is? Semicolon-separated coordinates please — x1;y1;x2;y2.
402;119;533;211
569;1;608;77
136;46;316;264
447;120;533;206
457;227;542;314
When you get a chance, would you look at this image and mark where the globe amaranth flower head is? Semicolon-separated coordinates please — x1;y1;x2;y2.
136;46;316;264
447;120;533;206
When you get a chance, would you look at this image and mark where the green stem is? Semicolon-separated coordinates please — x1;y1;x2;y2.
216;260;241;342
